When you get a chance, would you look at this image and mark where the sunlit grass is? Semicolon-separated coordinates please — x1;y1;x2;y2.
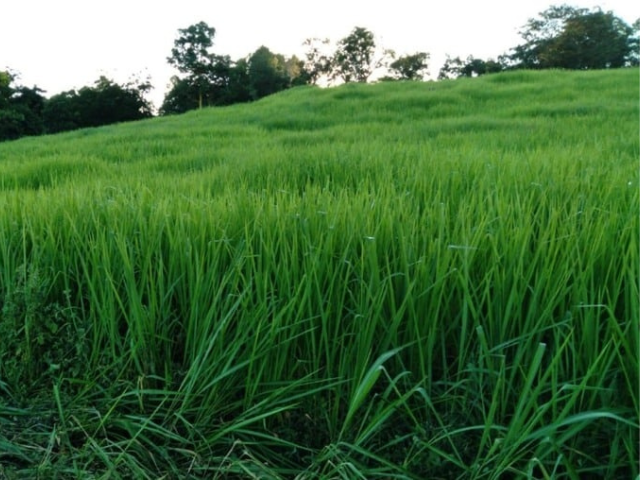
0;68;638;479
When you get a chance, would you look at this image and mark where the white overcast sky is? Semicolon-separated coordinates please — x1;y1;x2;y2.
1;0;637;109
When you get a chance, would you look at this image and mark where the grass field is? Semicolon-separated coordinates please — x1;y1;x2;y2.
0;69;638;479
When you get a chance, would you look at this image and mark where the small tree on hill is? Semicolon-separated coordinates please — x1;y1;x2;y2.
247;46;290;100
438;55;504;79
167;21;231;109
331;27;394;83
389;52;430;80
302;37;333;85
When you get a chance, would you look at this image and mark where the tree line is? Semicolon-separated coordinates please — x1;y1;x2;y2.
0;73;153;142
1;5;638;142
439;5;639;79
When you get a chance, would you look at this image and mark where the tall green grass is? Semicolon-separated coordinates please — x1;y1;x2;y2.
0;69;638;478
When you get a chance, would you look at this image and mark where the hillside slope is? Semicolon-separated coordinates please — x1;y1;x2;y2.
0;69;638;479
1;69;637;191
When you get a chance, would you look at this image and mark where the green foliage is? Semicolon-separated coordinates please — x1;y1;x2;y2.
0;71;46;141
0;109;26;141
0;264;90;399
167;21;217;77
285;55;310;87
0;71;154;142
0;69;637;478
41;91;81;132
42;76;153;133
226;57;253;103
331;27;392;83
388;52;430;80
0;70;15;111
159;76;200;115
163;23;304;113
248;46;291;100
166;21;233;110
439;55;505;79
302;37;333;85
511;5;637;69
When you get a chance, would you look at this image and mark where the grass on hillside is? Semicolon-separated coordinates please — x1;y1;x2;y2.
0;68;638;479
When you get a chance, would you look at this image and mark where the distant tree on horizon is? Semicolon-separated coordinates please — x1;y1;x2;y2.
163;22;308;115
167;21;231;109
247;46;290;100
438;55;505;80
302;37;333;85
388;52;430;80
331;27;394;83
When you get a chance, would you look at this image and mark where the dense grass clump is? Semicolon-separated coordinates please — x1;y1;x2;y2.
0;69;638;479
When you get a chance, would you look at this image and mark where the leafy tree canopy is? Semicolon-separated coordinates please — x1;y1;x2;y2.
43;76;152;133
438;55;504;80
331;27;393;83
302;37;333;85
248;46;290;100
168;21;217;76
0;70;13;107
0;70;46;141
510;5;638;69
389;52;430;80
159;76;200;115
167;21;230;109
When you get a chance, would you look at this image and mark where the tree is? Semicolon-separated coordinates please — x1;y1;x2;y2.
631;18;640;66
0;70;13;108
302;37;333;85
167;21;226;109
285;55;311;86
161;56;253;114
42;90;82;133
226;59;252;104
389;52;430;80
160;77;199;115
331;27;393;83
43;77;152;133
438;56;465;80
438;55;504;79
0;70;46;142
11;85;46;136
84;76;153;125
247;46;290;100
510;6;637;69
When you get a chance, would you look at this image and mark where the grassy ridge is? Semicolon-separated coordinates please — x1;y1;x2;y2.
0;69;638;478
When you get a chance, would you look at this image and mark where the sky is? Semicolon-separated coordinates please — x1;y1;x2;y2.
1;0;637;109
